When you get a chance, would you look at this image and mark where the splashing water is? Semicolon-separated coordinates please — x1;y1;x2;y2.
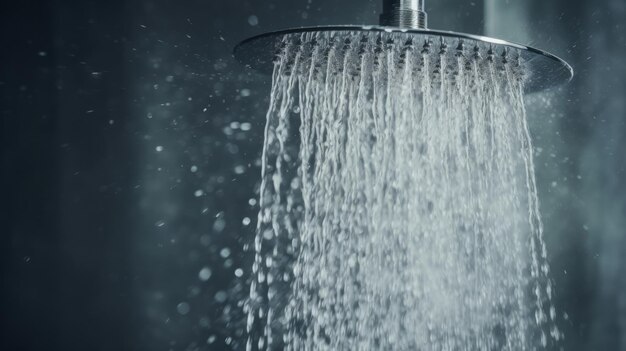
244;31;560;351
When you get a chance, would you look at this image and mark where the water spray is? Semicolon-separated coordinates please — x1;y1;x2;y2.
239;1;570;350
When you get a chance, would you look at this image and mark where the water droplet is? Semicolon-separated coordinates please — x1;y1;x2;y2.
248;15;259;26
198;267;212;281
176;302;190;315
215;291;227;303
213;218;226;232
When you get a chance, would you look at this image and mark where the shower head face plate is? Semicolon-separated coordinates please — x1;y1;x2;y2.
234;26;573;93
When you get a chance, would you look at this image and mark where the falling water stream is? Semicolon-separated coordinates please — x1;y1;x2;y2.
244;31;560;350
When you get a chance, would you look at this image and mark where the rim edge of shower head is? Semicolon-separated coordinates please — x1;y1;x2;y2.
233;25;574;93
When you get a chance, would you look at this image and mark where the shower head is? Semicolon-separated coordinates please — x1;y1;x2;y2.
233;0;573;93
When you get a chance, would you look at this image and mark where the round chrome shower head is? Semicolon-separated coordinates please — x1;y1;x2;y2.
234;26;572;93
234;0;572;93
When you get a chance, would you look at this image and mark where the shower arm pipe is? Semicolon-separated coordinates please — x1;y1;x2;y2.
380;0;428;29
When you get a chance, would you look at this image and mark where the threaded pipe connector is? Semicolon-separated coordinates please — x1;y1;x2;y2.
380;0;428;29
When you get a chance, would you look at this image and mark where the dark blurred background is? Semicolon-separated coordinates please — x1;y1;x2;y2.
1;0;624;350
